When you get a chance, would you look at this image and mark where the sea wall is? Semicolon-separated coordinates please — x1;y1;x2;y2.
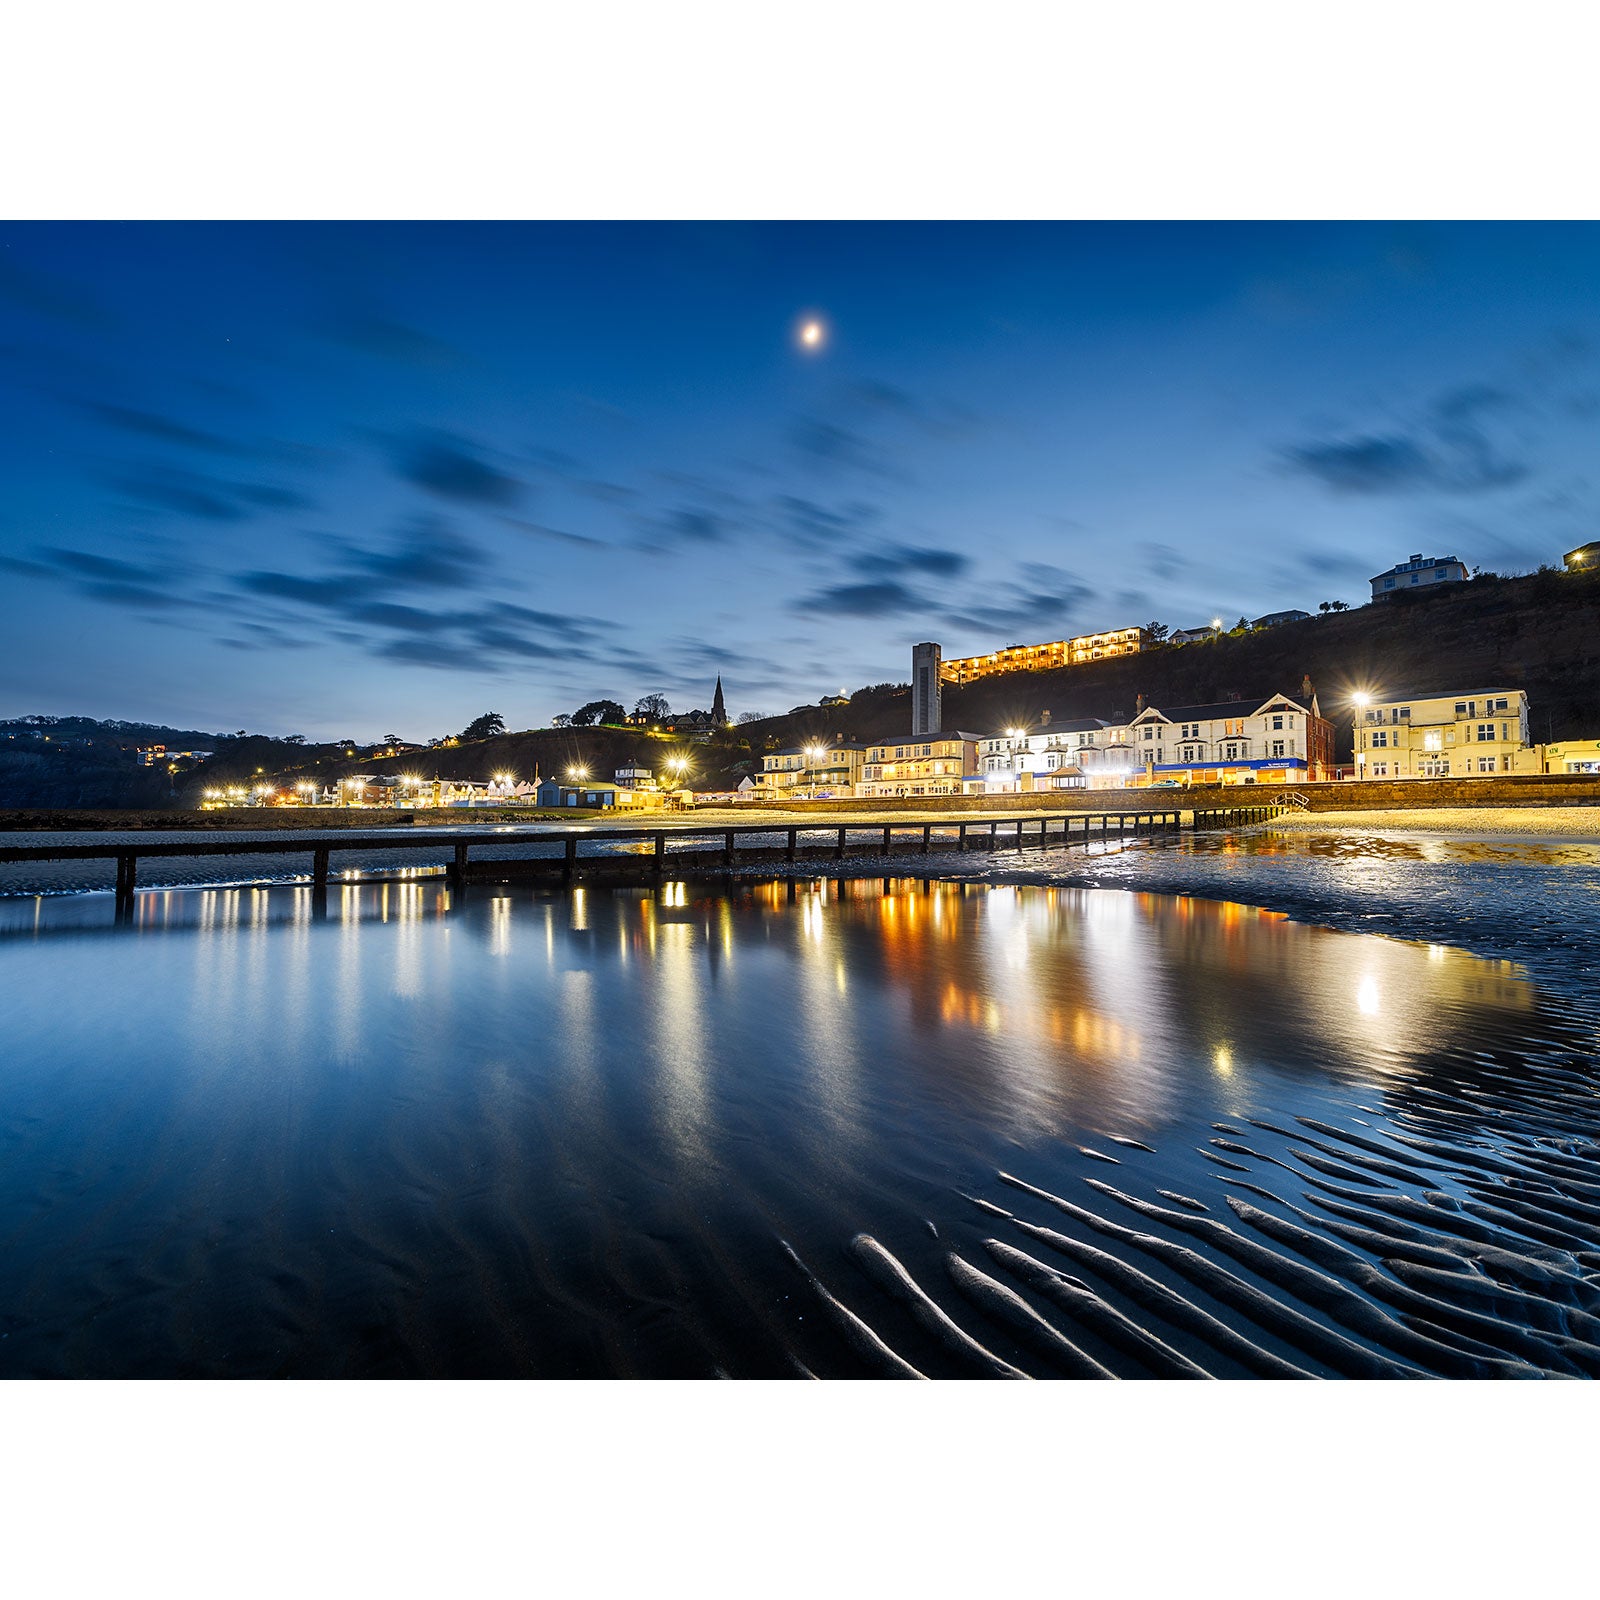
1287;773;1600;812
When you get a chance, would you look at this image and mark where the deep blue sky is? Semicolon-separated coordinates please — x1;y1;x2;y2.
2;221;1597;738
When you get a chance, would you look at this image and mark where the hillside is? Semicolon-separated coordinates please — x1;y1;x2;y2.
7;566;1597;810
730;566;1600;768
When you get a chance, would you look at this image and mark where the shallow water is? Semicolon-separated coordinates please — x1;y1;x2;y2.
3;875;1595;1378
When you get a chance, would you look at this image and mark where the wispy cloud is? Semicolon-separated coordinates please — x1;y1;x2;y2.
387;429;524;507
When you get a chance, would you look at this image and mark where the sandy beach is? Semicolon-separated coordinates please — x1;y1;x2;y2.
1270;805;1600;840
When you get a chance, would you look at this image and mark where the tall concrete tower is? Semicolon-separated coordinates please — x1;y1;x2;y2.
912;642;942;736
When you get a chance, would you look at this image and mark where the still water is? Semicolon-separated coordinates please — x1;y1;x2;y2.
0;878;1590;1378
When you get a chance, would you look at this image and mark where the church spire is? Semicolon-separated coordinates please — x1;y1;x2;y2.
711;675;727;724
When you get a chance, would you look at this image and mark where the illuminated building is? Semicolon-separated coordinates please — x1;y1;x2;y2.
857;734;978;798
939;626;1144;686
756;743;867;798
1535;738;1600;774
1564;541;1600;572
1354;688;1530;779
971;718;1126;791
1126;692;1334;785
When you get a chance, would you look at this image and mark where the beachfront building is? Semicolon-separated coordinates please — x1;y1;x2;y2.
939;626;1144;686
614;759;656;790
857;734;978;798
534;777;618;808
971;718;1127;792
1251;608;1312;630
1534;739;1600;773
755;742;867;799
1353;688;1530;779
1169;623;1222;645
1369;553;1469;602
1565;542;1600;572
1124;692;1335;785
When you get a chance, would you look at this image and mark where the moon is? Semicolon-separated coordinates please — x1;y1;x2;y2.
798;318;825;350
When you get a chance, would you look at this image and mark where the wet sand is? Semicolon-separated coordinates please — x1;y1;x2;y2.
1275;804;1600;840
2;862;1598;1379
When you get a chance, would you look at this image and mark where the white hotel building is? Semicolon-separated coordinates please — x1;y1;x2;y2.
973;691;1333;790
1354;688;1530;778
973;718;1131;791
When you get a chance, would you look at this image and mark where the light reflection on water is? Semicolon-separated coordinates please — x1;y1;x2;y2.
0;877;1552;1377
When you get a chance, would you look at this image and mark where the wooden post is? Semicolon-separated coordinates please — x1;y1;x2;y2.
653;833;666;875
921;824;931;855
882;825;892;856
313;847;330;889
453;842;469;883
114;852;137;908
958;823;968;852
786;828;797;863
989;820;998;848
835;827;846;861
723;830;736;867
563;835;578;883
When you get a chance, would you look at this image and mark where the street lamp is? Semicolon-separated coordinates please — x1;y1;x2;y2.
805;743;827;798
1351;691;1372;780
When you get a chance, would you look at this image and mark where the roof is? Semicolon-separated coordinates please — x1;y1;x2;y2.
1133;694;1313;723
1361;687;1525;704
1370;554;1465;580
770;741;868;757
1040;717;1110;733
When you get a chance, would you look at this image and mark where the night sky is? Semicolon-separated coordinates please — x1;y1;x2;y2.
3;221;1598;740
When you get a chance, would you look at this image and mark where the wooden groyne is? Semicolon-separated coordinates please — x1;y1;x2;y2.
0;805;1284;913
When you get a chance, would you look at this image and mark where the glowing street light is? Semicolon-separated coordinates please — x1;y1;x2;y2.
1351;691;1374;779
567;765;588;782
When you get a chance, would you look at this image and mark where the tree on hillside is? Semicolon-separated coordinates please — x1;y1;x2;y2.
634;693;670;719
1144;621;1169;643
550;713;572;728
736;710;764;724
284;734;306;744
462;712;506;740
383;732;402;744
571;699;625;726
1328;600;1350;612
